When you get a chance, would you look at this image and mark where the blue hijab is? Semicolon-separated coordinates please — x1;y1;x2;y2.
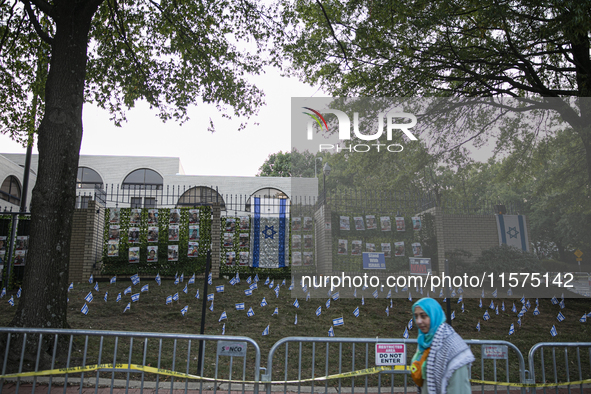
412;298;446;353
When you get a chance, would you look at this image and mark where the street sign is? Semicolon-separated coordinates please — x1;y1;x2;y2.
375;343;406;365
574;249;583;258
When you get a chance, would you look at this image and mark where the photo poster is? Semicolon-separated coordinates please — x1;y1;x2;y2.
239;233;249;248
128;246;140;263
189;225;200;241
412;242;422;257
169;208;181;224
226;251;236;266
188;209;200;224
147;226;159;242
303;251;313;266
292;251;302;266
187;242;199;257
130;209;141;225
108;240;119;257
239;251;249;266
303;217;313;231
109;208;120;224
340;216;350;231
382;243;391;258
223;232;233;248
338;239;348;255
109;225;120;241
351;240;362;255
147;245;158;262
366;215;377;230
412;216;422;231
292;234;301;249
395;217;406;232
14;250;26;266
394;241;405;257
366;242;376;252
303;234;313;249
225;218;237;233
354;216;365;231
16;235;28;250
168;224;179;242
380;216;391;232
128;227;140;244
0;250;5;266
292;217;301;231
147;209;158;225
168;245;179;261
239;216;250;230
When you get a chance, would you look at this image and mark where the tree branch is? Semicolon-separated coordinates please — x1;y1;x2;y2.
27;0;52;17
20;0;52;44
315;0;349;69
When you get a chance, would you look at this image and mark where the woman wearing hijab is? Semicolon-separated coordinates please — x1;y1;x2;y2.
411;298;474;393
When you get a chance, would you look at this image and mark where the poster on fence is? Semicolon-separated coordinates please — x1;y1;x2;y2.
148;209;158;224
409;258;431;275
189;209;199;224
168;245;178;261
147;246;158;262
366;215;377;230
380;216;391;231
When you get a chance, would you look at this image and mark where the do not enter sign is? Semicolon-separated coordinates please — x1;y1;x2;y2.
375;344;406;366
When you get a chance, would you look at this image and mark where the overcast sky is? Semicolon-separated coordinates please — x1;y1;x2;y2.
0;67;325;177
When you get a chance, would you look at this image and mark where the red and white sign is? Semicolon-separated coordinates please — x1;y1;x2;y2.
375;343;406;365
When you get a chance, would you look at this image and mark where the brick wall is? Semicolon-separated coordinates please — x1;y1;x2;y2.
211;203;221;278
69;200;104;283
314;203;333;275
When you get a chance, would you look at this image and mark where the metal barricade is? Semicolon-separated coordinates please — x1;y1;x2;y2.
527;342;591;394
0;327;261;394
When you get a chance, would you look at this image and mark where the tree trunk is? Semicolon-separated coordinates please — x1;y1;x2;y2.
11;1;98;331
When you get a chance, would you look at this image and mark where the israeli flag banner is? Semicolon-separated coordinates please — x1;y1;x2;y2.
386;306;389;317
262;325;269;336
501;301;505;311
166;295;172;305
219;311;227;321
328;326;335;337
124;286;132;295
181;305;188;316
518;317;521;327
403;327;409;339
294;314;298;325
247;307;254;317
509;323;515;335
386;289;391;299
209;302;214;311
306;292;310;301
559;299;565;309
251;197;289;268
93;283;99;292
461;303;464;313
519;295;525;304
281;278;286;286
458;286;463;294
172;292;179;301
189;274;195;284
183;284;188;294
442;297;446;302
195;289;200;299
353;307;360;317
110;276;116;284
236;273;241;283
236;302;245;310
260;297;268;307
395;284;398;293
116;293;122;302
216;285;225;293
85;292;94;303
316;306;321;316
293;299;300;308
507;288;513;296
496;214;529;251
408;293;413;302
325;298;331;309
333;317;344;326
131;293;140;302
288;283;294;290
123;303;130;313
131;274;140;285
81;303;89;315
536;298;539;305
457;295;463;304
302;284;308;293
451;289;456;297
439;288;444;298
483;311;490;321
272;307;278;316
104;292;108;302
489;300;495;309
245;289;253;296
155;273;161;286
208;273;212;285
8;296;14;306
390;299;393;308
550;325;557;337
269;279;274;288
141;284;149;292
207;293;214;301
526;300;531;309
89;274;93;284
68;283;73;292
495;306;499;315
557;312;565;322
275;287;280;298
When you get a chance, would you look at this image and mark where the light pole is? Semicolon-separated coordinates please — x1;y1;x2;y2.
322;163;331;203
314;156;323;178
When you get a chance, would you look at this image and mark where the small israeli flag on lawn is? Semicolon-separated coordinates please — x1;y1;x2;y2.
229;277;237;286
316;306;321;316
353;307;360;317
180;273;184;282
551;296;558;305
386;306;389;317
1;287;6;298
236;302;245;310
479;298;482;308
93;283;99;292
131;293;140;302
294;314;298;324
123;303;130;313
236;272;240;283
372;289;378;299
245;289;253;296
495;306;499;315
219;311;227;321
89;275;93;283
483;311;490;321
328;326;335;337
181;305;188;316
395;284;398;293
362;285;367;291
104;292;108;302
408;293;412;302
451;289;456;297
208;272;212;285
166;295;172;305
507;288;513;296
195;289;200;299
501;301;505;312
16;287;21;298
289;283;294;290
255;274;259;282
325;298;331;309
403;327;409;339
260;297;268;307
492;289;497;298
174;277;179;285
451;311;456;320
402;285;408;292
275;287;280;298
131;274;140;285
362;296;364;305
518;317;521;327
81;303;89;315
519;295;525;304
281;278;285;286
116;293;121;302
172;292;179;301
332;292;340;301
509;323;515;335
85;292;94;303
557;312;565;322
216;285;225;293
262;325;269;336
442;298;446;302
559;299;565;309
207;293;214;301
68;283;73;292
533;306;540;316
327;288;331;297
124;286;132;295
250;283;257;290
189;274;195;284
580;313;587;323
141;284;149;292
155;273;161;285
293;299;300;308
333;317;344;326
247;307;254;317
110;276;116;284
457;295;463;304
222;323;225;335
476;321;481;332
390;299;393;308
440;288;444;298
246;276;252;284
183;284;188;294
387;289;391;299
264;277;270;285
209;302;214;311
270;307;277;316
550;325;557;337
8;296;14;306
489;300;495;309
408;318;413;330
512;303;517;313
481;289;485;298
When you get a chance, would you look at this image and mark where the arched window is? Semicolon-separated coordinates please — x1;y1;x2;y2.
76;167;103;189
245;187;289;213
0;176;21;205
122;169;163;190
177;186;225;209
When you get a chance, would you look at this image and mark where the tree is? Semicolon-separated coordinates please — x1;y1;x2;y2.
280;0;591;185
1;0;275;330
256;149;324;177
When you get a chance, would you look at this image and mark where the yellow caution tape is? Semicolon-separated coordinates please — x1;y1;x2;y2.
470;378;591;388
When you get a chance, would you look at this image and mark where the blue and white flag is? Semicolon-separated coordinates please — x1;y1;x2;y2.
402;285;408;292
362;296;365;305
316;306;321;317
451;289;456;298
94;283;99;292
235;272;240;283
518;317;521;327
457;295;463;304
104;292;108;302
180;273;184;282
81;303;89;315
293;299;300;308
559;299;565;309
181;305;188;316
551;296;558;305
155;273;161;285
507;288;513;296
386;306;389;317
124;286;132;295
387;289;391;298
131;293;140;302
116;293;122;302
353;307;360;317
332;292;340;301
288;283;294;291
216;285;225;293
265;277;270;285
495;306;499;315
85;292;94;303
229;277;237;286
476;321;481;332
245;289;253;296
492;289;497;298
580;314;587;323
235;302;245;311
408;318;413;330
247;307;254;317
526;300;531;309
260;297;268;307
281;278;286;286
550;325;557;337
89;274;93;284
174;276;180;285
440;288;444;298
262;325;269;336
219;311;227;321
208;272;212;285
372;289;378;299
461;303;465;313
328;326;335;337
210;302;216;312
408;293;412;301
68;283;73;292
501;302;505;312
489;300;495;309
131;274;140;285
395;285;398;293
451;311;456;320
16;287;21;298
483;311;491;321
403;327;409;339
195;289;200;299
8;296;14;306
251;197;288;268
173;292;179;301
183;284;188;294
110;276;116;284
325;298;331;309
536;298;539;305
207;293;214;301
222;323;226;335
533;306;540;316
275;287;280;298
390;299;393;308
189;274;195;284
519;295;525;304
333;317;344;327
442;298;446;302
294;314;298;324
166;295;172;305
496;214;529;251
249;283;258;290
246;276;252;284
141;284;149;292
512;303;517;313
458;286;463;294
481;289;485;298
479;298;482;308
124;303;131;313
272;307;278;316
557;312;565;322
509;323;515;335
327;289;331;297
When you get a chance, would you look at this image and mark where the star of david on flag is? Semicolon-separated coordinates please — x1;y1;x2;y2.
262;325;269;336
94;283;99;292
559;299;565;309
526;300;531;309
408;318;413;330
181;305;188;316
130;274;140;286
110;276;116;284
219;311;227;321
325;298;331;309
207;293;214;301
245;289;253;296
302;284;308;293
235;273;241;283
131;293;140;302
81;303;89;315
251;198;288;269
172;292;179;301
250;283;258;290
116;293;122;302
281;279;285;286
451;289;456;298
551;296;558;305
236;302;245;310
489;300;495;309
275;287;280;298
247;307;254;317
372;290;378;299
496;214;529;251
166;295;172;305
333;317;344;327
533;306;540;316
246;276;252;284
519;295;525;304
229;277;237;286
458;286;463;294
216;285;224;293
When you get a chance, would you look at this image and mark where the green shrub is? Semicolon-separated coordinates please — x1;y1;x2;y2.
471;244;540;275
